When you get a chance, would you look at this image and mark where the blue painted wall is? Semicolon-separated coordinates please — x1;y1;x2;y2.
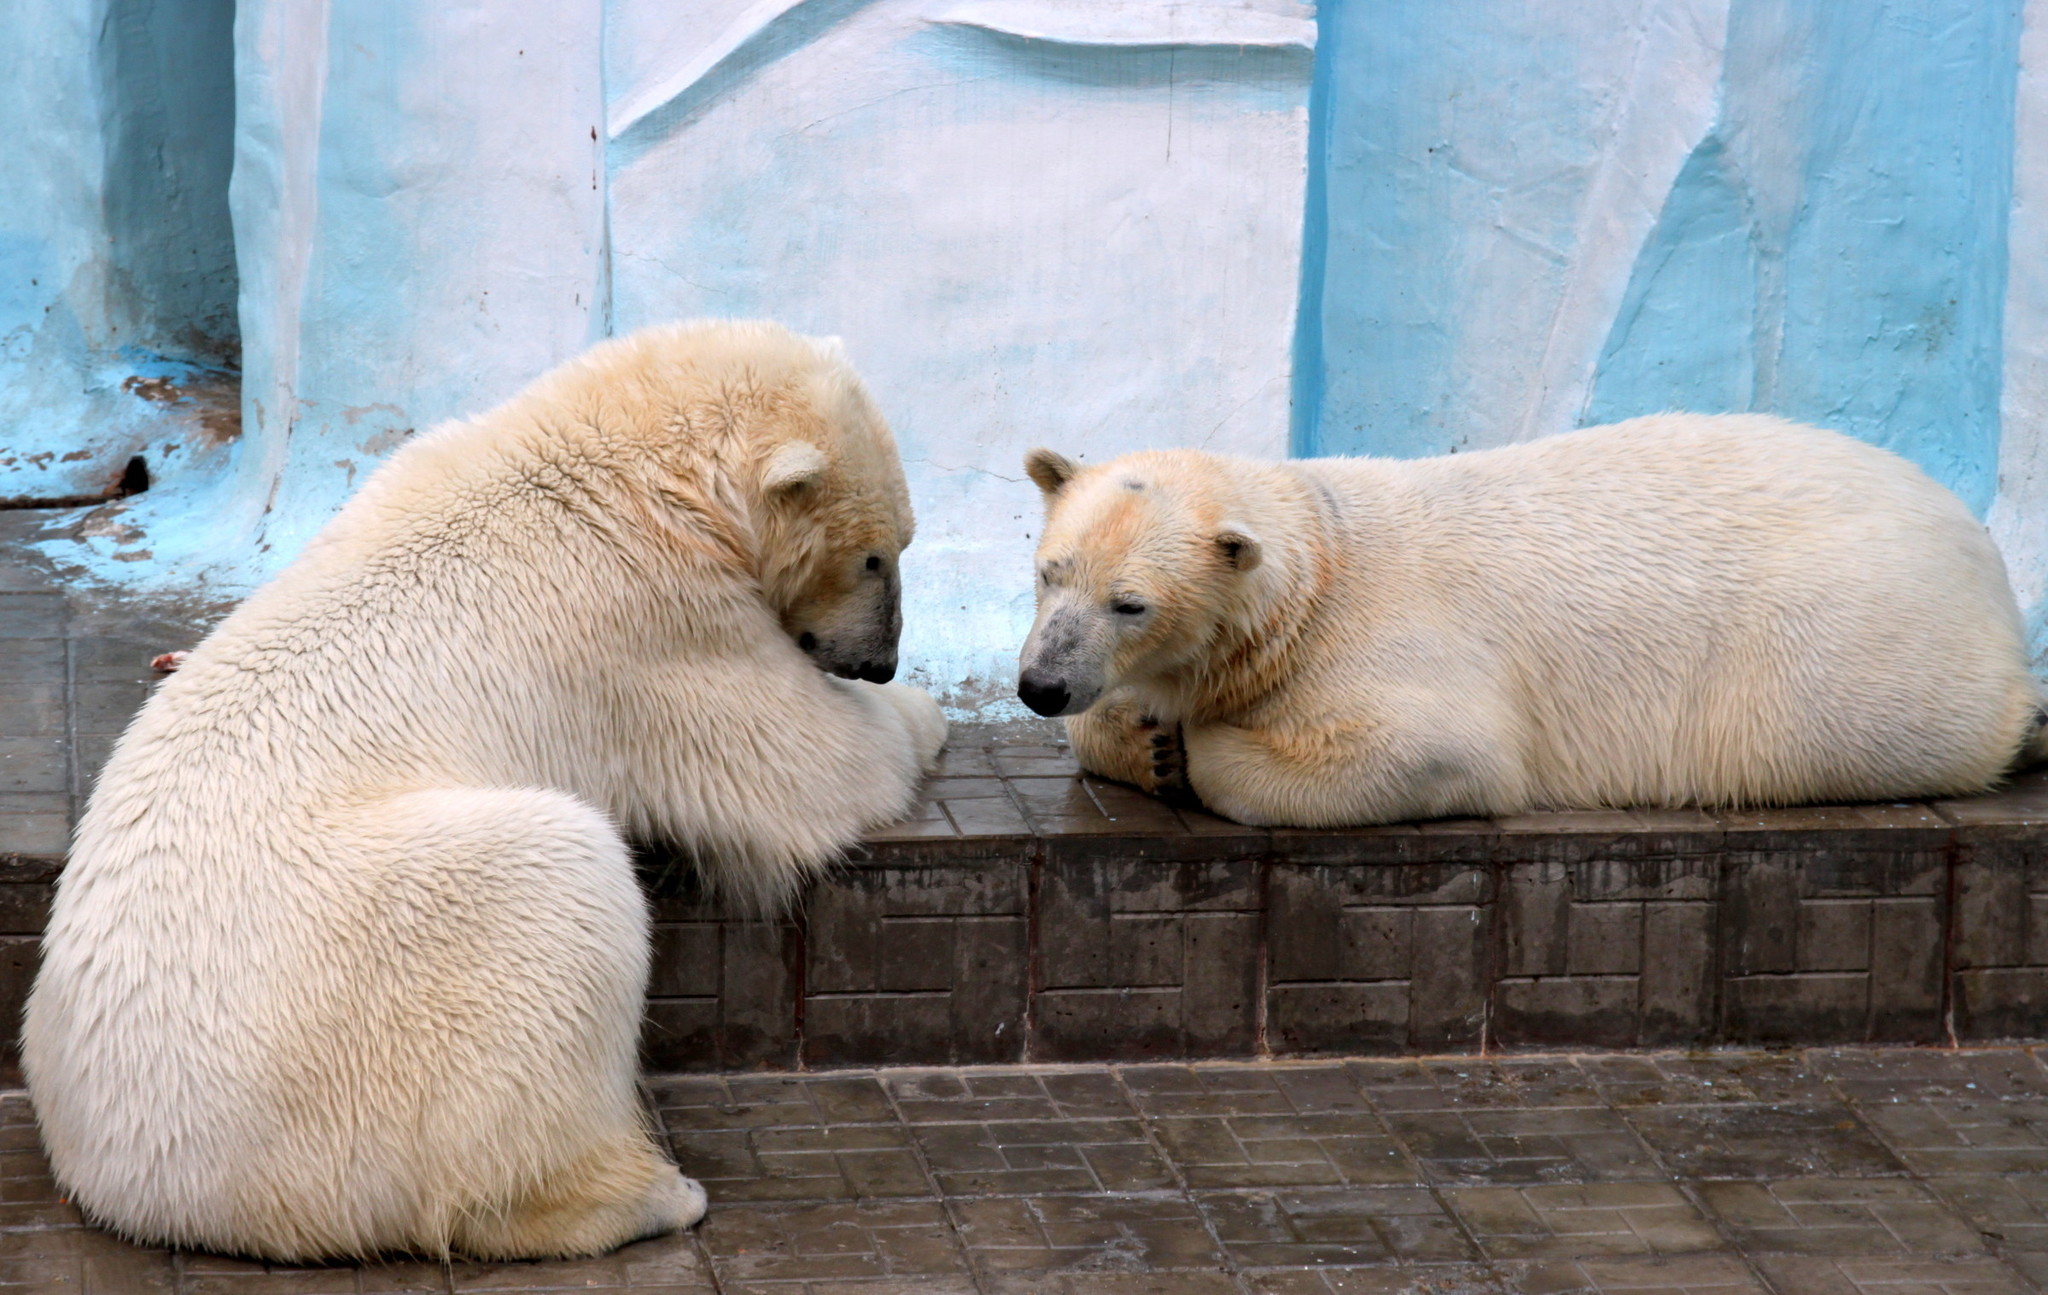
1588;1;2021;512
0;0;236;504
11;0;2048;697
1300;0;2023;518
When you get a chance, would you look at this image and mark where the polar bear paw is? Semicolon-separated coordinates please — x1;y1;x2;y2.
1147;723;1191;799
874;682;949;773
635;1165;709;1240
1068;695;1195;804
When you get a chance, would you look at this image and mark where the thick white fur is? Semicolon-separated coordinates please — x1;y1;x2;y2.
1028;414;2044;827
23;321;946;1261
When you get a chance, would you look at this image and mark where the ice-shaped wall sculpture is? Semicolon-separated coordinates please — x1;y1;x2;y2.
67;0;1310;709
22;0;2048;692
1299;0;1730;460
1587;1;2019;514
0;0;237;507
1303;0;2021;522
227;1;608;565
1996;0;2048;656
604;0;1313;707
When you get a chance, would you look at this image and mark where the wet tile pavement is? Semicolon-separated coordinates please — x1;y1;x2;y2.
0;1047;2047;1291
14;511;2048;1291
15;553;2048;1069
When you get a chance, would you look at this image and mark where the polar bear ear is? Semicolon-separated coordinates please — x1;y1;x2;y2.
763;440;829;494
1024;448;1081;497
1214;527;1262;573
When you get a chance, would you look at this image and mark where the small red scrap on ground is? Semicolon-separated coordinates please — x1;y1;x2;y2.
150;651;189;674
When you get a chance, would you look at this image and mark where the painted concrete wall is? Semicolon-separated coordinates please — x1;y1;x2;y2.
1994;0;2048;659
0;0;237;506
15;0;2048;696
1302;0;2020;514
226;1;607;566
605;0;1312;706
43;0;1310;714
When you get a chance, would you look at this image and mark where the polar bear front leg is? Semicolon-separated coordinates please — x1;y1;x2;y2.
621;652;951;910
1182;711;1524;828
1066;692;1190;799
859;679;948;774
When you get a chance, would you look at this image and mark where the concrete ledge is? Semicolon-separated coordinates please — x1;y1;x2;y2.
6;728;2048;1069
7;603;2048;1068
618;732;2048;1070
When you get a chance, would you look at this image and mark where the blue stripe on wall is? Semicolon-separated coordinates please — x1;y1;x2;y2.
1296;0;2024;516
1288;0;1338;458
1586;1;2022;515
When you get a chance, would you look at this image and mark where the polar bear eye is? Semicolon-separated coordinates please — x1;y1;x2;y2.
1112;599;1147;616
865;555;882;572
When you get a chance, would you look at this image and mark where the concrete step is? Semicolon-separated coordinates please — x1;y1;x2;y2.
5;559;2048;1070
630;738;2048;1068
8;728;2046;1071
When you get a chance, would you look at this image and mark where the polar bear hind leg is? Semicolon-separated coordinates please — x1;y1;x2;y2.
297;787;698;1260
450;1136;705;1260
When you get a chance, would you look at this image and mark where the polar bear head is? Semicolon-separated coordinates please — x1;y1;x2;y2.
564;321;914;683
742;336;915;685
1016;447;1262;717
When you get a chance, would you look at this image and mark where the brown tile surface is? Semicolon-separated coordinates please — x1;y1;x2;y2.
14;566;2048;1075
1696;1177;1986;1256
0;1048;2038;1288
14;500;2048;1291
1620;1102;1905;1179
1443;1182;1723;1258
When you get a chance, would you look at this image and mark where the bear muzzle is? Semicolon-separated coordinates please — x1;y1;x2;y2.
1017;670;1073;718
798;631;897;684
849;658;897;684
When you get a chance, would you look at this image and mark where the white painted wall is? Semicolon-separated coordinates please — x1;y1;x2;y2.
1995;0;2048;655
604;0;1312;707
19;0;2048;698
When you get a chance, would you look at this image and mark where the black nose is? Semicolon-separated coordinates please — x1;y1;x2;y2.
1017;671;1070;717
856;660;896;684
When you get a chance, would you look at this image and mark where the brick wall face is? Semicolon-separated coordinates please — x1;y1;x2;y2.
608;770;2048;1068
8;727;2048;1073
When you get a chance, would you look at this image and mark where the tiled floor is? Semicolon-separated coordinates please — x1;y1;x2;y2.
0;511;227;859
14;508;2048;1291
17;513;2048;1071
5;1047;2048;1292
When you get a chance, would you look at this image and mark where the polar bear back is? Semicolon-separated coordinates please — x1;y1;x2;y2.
1297;412;2036;808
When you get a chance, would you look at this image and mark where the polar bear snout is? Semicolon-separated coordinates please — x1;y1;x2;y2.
791;556;904;683
855;659;897;684
798;630;898;684
1017;608;1106;716
842;655;897;684
1017;669;1073;717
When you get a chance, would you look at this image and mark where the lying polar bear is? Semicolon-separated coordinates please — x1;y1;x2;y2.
1017;413;2045;827
25;322;946;1261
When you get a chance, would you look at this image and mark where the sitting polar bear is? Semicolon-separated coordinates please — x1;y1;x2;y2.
24;321;946;1261
1017;413;2045;827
